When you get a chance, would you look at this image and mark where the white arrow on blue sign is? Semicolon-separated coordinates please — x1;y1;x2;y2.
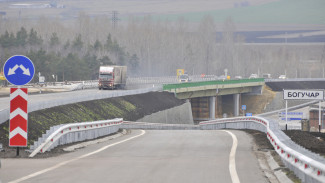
3;55;35;86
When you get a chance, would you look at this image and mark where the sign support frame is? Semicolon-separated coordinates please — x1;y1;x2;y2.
319;101;322;133
285;100;288;131
241;105;246;116
16;85;20;156
4;55;34;156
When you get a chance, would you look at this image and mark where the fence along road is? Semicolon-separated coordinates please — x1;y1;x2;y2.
1;130;268;183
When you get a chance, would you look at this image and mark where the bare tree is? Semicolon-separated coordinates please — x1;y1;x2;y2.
197;15;216;75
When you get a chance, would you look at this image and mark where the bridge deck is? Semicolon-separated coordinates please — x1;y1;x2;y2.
163;78;265;99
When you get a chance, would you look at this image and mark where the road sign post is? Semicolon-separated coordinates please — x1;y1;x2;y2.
242;105;246;116
3;55;35;155
286;100;288;130
9;88;28;147
319;101;322;133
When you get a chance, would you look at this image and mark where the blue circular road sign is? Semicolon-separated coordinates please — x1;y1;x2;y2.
3;55;35;86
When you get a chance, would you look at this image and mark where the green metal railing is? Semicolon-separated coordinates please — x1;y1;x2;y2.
163;78;265;91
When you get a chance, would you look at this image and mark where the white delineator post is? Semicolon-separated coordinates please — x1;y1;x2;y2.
285;100;288;131
319;101;322;132
9;88;28;147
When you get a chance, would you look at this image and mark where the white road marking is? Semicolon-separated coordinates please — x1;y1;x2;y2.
222;130;240;183
9;130;146;183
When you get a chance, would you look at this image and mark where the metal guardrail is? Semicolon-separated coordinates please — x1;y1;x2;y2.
265;78;325;82
126;75;222;85
199;116;268;132
199;116;325;183
258;100;319;117
122;121;199;130
162;78;265;91
29;118;123;157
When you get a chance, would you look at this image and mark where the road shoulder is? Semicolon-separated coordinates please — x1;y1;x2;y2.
245;129;299;183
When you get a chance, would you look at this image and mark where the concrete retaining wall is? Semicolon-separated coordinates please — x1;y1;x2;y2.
136;101;194;125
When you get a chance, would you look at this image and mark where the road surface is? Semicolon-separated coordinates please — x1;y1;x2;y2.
0;130;268;183
0;88;115;111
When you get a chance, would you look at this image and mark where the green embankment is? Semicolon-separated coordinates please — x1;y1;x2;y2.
30;98;137;147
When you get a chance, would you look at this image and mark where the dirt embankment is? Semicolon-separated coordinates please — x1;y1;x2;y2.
284;130;325;155
241;86;276;115
0;92;185;152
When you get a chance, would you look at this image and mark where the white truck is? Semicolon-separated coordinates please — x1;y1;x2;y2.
178;74;190;82
98;66;127;90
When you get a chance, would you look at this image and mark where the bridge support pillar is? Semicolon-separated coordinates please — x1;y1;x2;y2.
209;96;216;120
233;94;240;117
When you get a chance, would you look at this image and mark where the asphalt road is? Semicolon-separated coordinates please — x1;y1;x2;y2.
0;130;268;183
0;88;116;111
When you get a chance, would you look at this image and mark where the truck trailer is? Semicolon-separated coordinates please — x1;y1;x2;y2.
98;66;127;90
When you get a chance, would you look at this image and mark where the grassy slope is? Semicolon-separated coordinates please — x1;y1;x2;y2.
151;0;325;24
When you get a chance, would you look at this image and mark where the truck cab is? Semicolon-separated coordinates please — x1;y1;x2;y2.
98;66;114;89
98;66;127;90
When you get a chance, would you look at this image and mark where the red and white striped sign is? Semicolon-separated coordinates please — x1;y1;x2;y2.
9;88;28;147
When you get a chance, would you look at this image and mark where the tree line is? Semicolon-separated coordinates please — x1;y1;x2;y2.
0;26;139;82
0;14;324;81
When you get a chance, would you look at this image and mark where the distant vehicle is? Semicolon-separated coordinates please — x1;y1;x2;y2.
262;73;272;79
218;75;227;80
0;70;5;81
279;75;286;79
249;74;258;79
98;66;127;90
235;76;242;79
179;74;190;82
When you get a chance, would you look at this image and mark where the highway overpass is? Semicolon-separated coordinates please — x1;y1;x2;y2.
163;78;264;122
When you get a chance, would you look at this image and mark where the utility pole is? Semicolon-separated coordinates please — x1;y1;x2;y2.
112;11;119;29
321;44;325;77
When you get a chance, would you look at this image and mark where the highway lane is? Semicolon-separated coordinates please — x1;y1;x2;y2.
0;88;118;111
1;130;268;183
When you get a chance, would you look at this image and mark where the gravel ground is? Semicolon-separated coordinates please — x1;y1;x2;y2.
284;130;325;155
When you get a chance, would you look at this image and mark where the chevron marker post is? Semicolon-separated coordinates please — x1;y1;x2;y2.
9;88;28;147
